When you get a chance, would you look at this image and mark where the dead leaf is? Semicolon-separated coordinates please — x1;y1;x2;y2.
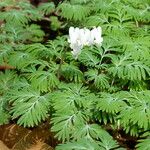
0;140;10;150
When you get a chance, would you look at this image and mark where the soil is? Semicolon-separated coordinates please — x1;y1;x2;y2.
0;122;58;150
0;122;138;150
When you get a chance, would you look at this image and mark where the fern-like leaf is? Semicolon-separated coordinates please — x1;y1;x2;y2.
85;69;110;89
119;91;150;134
29;70;59;92
38;2;55;15
79;49;99;67
61;63;84;82
0;44;13;61
136;138;150;150
24;24;45;42
0;71;17;94
56;138;100;150
109;55;150;80
57;2;91;21
96;92;126;114
56;124;120;149
0;96;10;125
9;88;51;127
0;10;29;25
51;84;96;142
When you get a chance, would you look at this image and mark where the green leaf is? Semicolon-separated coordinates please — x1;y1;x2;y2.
38;2;55;15
62;63;84;82
79;50;99;67
51;84;97;142
136;138;150;150
0;10;29;25
9;88;51;127
29;70;59;92
0;96;10;125
57;2;91;21
96;92;126;114
56;138;100;150
109;55;150;81
85;69;110;89
0;71;17;94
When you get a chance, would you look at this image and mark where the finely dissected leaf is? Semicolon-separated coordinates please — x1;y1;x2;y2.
8;48;50;71
109;55;150;80
0;0;150;148
8;51;36;69
70;0;91;4
57;2;91;21
0;10;29;25
61;63;84;82
85;69;110;89
46;36;68;59
79;50;99;67
96;92;127;114
52;83;95;110
56;138;100;150
119;91;150;133
136;138;150;150
9;88;51;127
24;24;45;42
29;70;59;92
24;43;48;58
99;131;119;150
0;44;13;60
73;123;111;140
0;96;10;125
86;15;109;27
0;71;17;93
38;2;55;15
56;125;119;150
51;84;97;142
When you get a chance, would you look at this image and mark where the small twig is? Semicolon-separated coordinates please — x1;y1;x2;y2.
0;65;15;70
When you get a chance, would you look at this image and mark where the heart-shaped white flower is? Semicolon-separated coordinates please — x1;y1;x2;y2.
91;27;103;45
68;26;103;59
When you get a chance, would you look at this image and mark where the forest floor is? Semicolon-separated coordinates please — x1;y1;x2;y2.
0;122;57;150
0;123;137;150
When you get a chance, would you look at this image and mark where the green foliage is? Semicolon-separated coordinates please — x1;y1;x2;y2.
108;55;150;81
0;71;17;94
0;96;10;125
136;138;150;150
119;91;150;135
79;49;100;67
50;16;62;31
1;10;29;25
56;134;121;150
29;70;59;92
38;2;55;15
56;138;101;150
61;63;84;82
85;70;110;89
9;87;51;127
0;0;150;149
51;84;95;141
57;2;91;21
97;92;126;114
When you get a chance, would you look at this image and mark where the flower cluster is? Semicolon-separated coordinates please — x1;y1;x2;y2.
68;27;103;59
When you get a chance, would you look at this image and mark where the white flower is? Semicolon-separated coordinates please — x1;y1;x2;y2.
83;28;94;46
91;27;103;45
68;26;103;59
68;27;80;45
71;43;83;59
68;27;84;58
